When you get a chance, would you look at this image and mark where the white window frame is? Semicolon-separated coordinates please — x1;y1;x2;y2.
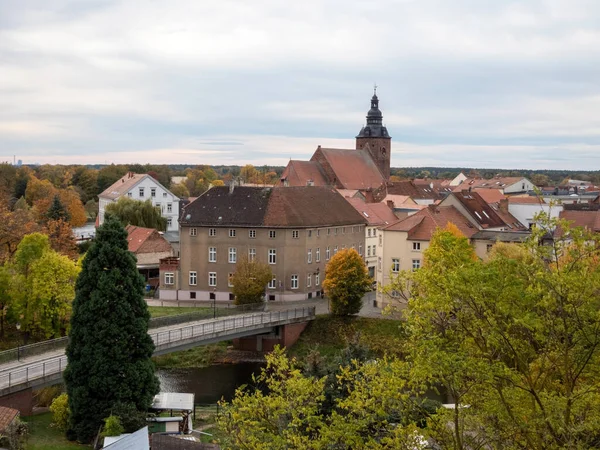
190;227;197;236
268;249;276;265
151;187;156;197
229;229;236;238
167;217;172;227
249;248;256;261
209;228;216;237
326;246;330;260
189;271;197;286
307;273;311;288
412;259;421;271
268;277;277;289
269;230;276;239
209;247;217;262
316;248;320;262
334;246;338;255
164;272;174;285
392;258;400;273
359;243;363;256
208;272;217;286
412;242;421;251
167;203;172;213
229;247;237;263
307;249;312;264
139;187;144;197
315;272;320;286
228;273;234;287
249;229;256;238
291;274;298;289
292;230;299;239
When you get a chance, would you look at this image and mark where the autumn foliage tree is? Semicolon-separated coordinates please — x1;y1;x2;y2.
323;248;371;316
105;197;167;231
231;255;272;305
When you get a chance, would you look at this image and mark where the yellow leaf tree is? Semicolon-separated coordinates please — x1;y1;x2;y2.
323;248;371;316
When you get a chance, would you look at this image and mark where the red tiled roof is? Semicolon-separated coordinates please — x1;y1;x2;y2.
474;189;506;204
311;148;386;190
99;172;147;200
386;180;441;200
0;406;19;433
126;225;172;254
508;196;546;204
344;198;398;226
383;205;478;239
453;177;526;192
279;160;329;187
559;210;600;232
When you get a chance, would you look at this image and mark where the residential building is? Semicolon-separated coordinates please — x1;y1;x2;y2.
159;185;367;302
559;209;600;234
343;197;398;278
98;172;180;232
453;176;535;194
386;180;442;205
126;225;174;288
506;196;562;229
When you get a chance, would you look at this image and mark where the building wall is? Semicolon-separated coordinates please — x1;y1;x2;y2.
376;229;428;307
508;203;562;229
504;179;535;194
165;224;365;302
365;226;379;277
355;137;391;180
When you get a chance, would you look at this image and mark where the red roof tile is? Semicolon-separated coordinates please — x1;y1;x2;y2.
126;225;173;254
279;160;329;187
559;210;600;232
99;173;147;200
453;176;527;192
383;205;478;239
386;180;441;200
344;198;398;226
311;148;386;190
0;406;19;433
474;189;506;204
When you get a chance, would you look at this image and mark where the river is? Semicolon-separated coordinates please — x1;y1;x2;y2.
156;362;264;404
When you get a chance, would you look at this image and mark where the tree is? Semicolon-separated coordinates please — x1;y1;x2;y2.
46;195;70;222
0;195;38;263
84;199;98;220
44;219;78;259
530;173;550;186
105;197;167;231
97;164;128;194
169;182;189;198
231;255;272;305
392;218;600;449
323;249;371;316
64;216;159;443
58;189;87;227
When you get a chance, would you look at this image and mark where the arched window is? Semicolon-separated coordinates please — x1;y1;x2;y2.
381;147;386;157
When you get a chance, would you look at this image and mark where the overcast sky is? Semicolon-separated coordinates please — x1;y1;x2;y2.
1;0;600;170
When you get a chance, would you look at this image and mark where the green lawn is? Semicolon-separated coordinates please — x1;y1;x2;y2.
22;413;90;450
153;341;229;368
147;306;214;318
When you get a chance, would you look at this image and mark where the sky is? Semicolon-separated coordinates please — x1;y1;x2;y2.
1;0;600;170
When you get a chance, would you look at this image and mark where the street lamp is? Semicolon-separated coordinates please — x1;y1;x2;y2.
15;322;21;361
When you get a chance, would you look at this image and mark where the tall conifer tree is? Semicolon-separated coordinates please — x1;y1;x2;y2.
64;216;159;442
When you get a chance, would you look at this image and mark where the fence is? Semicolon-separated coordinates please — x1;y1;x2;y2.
0;337;68;365
0;307;315;394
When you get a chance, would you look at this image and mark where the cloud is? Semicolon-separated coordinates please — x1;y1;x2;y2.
1;0;600;170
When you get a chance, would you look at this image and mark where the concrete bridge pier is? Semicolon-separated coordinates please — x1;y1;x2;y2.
0;388;34;415
233;322;308;352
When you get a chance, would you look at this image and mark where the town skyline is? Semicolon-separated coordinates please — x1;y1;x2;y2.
1;0;600;170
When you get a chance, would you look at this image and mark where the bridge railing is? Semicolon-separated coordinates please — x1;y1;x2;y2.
0;307;315;393
0;337;68;365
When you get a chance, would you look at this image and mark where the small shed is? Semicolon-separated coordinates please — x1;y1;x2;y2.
0;406;19;435
150;393;195;434
102;426;150;450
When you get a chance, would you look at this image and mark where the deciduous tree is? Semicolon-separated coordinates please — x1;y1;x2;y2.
231;255;272;305
105;197;167;231
323;248;371;316
64;216;159;443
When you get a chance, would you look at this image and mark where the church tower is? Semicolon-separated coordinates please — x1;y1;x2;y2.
356;88;391;179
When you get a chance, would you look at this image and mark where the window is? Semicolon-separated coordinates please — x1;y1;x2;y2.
317;229;320;237
412;259;421;271
139;187;144;197
228;273;234;287
308;230;312;237
249;248;256;261
367;246;371;257
268;277;277;289
164;272;174;285
229;229;236;238
307;273;311;288
487;244;494;253
209;247;217;262
412;242;421;251
379;235;382;246
316;248;320;262
315;272;320;286
209;228;216;237
269;230;276;239
127;192;132;197
249;229;256;238
334;246;338;255
292;230;299;239
327;228;331;235
229;247;237;263
268;249;276;264
335;227;338;235
167;203;172;213
392;258;400;273
208;272;217;286
359;243;363;256
291;275;298;289
342;227;346;234
326;246;330;260
151;188;156;197
189;271;197;286
373;229;377;237
307;249;312;264
368;228;372;237
190;228;197;236
163;192;167;197
167;217;172;227
190;292;196;299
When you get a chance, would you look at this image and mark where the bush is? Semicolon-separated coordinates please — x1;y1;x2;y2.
102;415;124;437
0;417;29;450
49;393;70;430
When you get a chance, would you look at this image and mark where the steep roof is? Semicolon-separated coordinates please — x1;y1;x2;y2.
452;191;526;230
0;406;19;433
181;186;366;228
311;147;386;190
559;210;600;232
126;225;172;254
386;180;441;200
279;160;329;187
507;196;546;204
474;188;506;204
99;173;147;200
344;198;398;226
453;176;527;192
383;205;478;240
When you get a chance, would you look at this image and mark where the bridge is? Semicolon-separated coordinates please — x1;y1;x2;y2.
0;307;315;413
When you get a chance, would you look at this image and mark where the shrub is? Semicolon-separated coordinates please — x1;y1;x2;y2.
49;393;70;430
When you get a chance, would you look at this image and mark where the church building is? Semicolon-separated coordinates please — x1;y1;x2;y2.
279;90;392;202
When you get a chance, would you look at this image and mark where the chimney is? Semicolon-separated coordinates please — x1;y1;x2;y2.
499;198;509;214
229;180;235;194
386;200;394;210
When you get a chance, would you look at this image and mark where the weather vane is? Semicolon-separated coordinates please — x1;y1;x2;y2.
373;83;378;95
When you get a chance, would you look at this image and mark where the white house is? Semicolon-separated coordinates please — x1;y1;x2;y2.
98;172;180;232
507;197;563;229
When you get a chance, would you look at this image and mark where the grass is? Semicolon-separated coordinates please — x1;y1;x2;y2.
153;341;230;368
289;315;407;362
147;306;214;318
22;413;90;450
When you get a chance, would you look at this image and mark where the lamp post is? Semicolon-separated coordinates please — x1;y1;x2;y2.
213;288;217;319
15;322;21;361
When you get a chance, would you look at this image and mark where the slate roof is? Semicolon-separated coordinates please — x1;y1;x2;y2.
386;180;441;200
126;225;173;254
559;210;600;232
453;191;526;230
344;198;398;226
0;406;19;433
182;186;366;228
382;205;478;240
279;160;329;187
311;148;386;190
